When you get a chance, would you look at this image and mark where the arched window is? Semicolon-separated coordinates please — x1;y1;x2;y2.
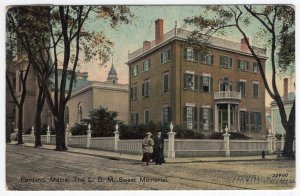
65;106;69;124
78;102;82;123
220;76;232;91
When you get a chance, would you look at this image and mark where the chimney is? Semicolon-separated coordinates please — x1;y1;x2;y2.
143;41;151;51
240;37;249;52
284;78;288;101
155;19;164;45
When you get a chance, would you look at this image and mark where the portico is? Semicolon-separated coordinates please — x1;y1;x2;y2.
214;91;241;132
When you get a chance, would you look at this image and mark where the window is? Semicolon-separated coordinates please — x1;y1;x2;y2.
200;107;213;131
130;85;137;100
200;53;213;65
220;77;232;91
184;48;198;61
253;62;259;73
200;75;213;92
77;103;82;123
131;112;138;126
183;106;197;130
163;72;169;92
131;65;138;77
237;81;246;97
162;106;171;124
143;59;150;72
186;106;193;130
253;82;259;98
251;112;261;131
240;111;248;131
142;80;149;97
184;73;195;90
160;48;171;64
220;56;232;68
237;59;249;71
144;110;149;125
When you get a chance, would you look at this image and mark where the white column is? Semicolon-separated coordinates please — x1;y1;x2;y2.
31;126;35;143
167;132;176;158
223;130;231;157
113;123;119;151
228;104;231;131
46;125;51;144
267;134;274;154
281;135;285;151
65;123;70;147
215;104;218;132
87;124;92;149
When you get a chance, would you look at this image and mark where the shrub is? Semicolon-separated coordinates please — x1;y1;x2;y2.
209;132;250;139
70;123;88;135
275;133;282;140
208;132;224;139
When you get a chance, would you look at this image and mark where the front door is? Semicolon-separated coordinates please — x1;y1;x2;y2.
218;109;228;131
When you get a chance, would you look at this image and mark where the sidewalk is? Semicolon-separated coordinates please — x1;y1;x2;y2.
9;142;278;164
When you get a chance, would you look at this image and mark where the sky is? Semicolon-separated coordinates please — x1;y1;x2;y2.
78;5;295;107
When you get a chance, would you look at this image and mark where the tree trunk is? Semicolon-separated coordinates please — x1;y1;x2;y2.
34;83;46;147
282;101;295;158
6;121;12;143
17;107;23;144
54;111;67;151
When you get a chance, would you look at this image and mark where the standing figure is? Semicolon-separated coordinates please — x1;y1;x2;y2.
153;131;164;165
142;132;154;166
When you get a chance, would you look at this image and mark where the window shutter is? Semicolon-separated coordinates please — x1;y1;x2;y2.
199;108;203;130
160;52;163;63
246;61;249;71
168;107;172;122
193;107;197;122
220;56;223;67
250;112;254;130
211;55;214;65
136;113;139;126
246;111;249;131
183;73;187;89
237;59;241;70
134;86;137;99
194;75;198;90
183;48;187;59
183;106;187;121
209;108;214;130
229;57;232;68
199;75;203;91
142;83;145;96
193;107;197;129
148;59;150;69
167;49;171;61
130;87;133;100
210;77;213;92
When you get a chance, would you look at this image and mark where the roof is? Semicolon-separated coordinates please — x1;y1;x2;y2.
270;92;295;106
108;64;117;75
127;27;267;64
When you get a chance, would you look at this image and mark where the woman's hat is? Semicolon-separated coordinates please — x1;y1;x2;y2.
146;132;152;136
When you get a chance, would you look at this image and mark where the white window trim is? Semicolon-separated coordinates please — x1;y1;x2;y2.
202;73;211;77
253;81;259;84
185;70;195;74
239;108;247;111
201;105;211;108
239;79;247;82
186;103;195;107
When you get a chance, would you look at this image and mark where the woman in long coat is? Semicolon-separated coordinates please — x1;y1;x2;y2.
142;132;154;166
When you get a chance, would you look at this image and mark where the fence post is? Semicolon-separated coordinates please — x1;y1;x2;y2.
87;123;92;149
65;123;70;147
46;125;51;144
113;123;119;151
167;122;176;158
31;126;35;144
280;135;285;151
267;134;274;154
223;126;231;157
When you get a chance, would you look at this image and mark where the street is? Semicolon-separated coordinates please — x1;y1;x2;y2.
6;145;295;190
